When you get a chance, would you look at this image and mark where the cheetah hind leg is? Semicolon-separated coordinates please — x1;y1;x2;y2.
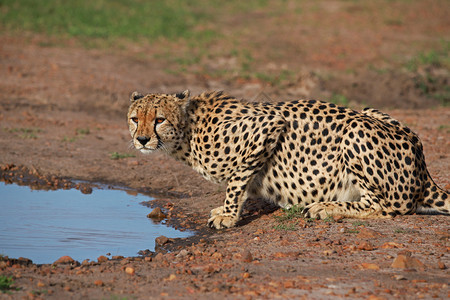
303;192;391;220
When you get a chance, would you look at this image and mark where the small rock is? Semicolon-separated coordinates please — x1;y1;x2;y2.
357;228;383;239
241;249;253;262
80;185;93;194
176;249;190;258
394;274;407;281
167;274;177;281
381;242;404;249
17;257;33;265
97;255;108;263
127;160;139;166
54;256;79;265
284;280;295;288
357;241;375;251
94;280;104;286
391;253;426;271
155;235;170;246
147;207;166;220
125;267;135;275
323;249;337;256
437;261;446;270
361;263;380;270
154;253;165;261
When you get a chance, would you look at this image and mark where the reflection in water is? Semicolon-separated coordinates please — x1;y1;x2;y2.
0;182;191;264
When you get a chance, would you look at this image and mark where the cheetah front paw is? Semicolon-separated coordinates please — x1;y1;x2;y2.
303;203;334;220
207;213;238;229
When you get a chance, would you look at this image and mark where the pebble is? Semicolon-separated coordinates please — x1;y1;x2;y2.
94;280;104;286
167;274;177;281
125;267;135;275
80;186;93;194
54;256;79;266
357;228;384;239
82;259;90;266
361;263;380;270
357;241;375;251
147;207;166;220
97;255;108;263
155;235;169;246
391;252;426;271
154;253;165;262
176;249;190;258
380;242;404;249
241;249;253;262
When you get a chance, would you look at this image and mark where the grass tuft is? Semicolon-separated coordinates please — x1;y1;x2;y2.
110;152;135;160
0;276;17;293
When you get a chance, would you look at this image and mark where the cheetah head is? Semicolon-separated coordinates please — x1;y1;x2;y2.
127;90;190;154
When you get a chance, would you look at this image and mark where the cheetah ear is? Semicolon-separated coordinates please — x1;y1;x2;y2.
175;90;190;100
130;91;144;102
174;90;191;114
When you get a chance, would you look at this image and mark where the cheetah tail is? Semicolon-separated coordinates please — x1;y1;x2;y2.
416;173;449;215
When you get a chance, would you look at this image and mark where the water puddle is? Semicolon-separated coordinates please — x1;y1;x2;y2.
0;182;191;264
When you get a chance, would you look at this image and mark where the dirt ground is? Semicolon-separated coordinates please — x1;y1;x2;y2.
1;3;449;298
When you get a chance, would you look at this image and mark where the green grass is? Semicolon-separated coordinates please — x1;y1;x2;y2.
110;152;135;160
274;205;304;222
351;220;369;227
0;0;271;44
0;0;211;42
273;223;297;231
61;127;90;142
273;205;304;231
0;0;298;86
3;127;42;139
76;128;90;135
393;227;416;234
438;124;450;132
406;50;446;72
0;276;16;293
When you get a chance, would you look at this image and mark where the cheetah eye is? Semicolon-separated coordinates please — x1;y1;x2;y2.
131;117;139;124
155;117;165;124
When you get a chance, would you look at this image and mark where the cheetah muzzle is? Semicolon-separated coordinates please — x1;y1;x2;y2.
127;90;449;229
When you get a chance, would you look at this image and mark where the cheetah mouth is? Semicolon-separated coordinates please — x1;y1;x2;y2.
134;144;157;152
139;147;156;154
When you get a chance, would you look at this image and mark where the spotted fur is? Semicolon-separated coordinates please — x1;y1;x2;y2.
128;91;449;229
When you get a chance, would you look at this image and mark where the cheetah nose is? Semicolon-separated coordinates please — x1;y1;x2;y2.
136;136;150;146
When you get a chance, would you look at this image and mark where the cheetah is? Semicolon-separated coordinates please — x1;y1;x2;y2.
127;90;449;229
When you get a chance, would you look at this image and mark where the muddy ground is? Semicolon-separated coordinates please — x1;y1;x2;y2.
1;3;450;298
